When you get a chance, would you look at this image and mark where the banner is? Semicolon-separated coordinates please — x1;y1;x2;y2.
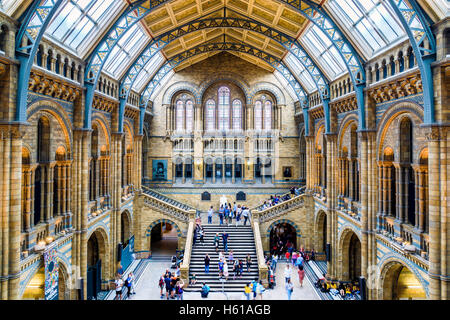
121;236;135;271
44;247;59;300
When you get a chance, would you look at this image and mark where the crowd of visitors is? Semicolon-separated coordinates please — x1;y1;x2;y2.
259;186;304;210
158;268;185;300
206;203;251;226
314;274;361;300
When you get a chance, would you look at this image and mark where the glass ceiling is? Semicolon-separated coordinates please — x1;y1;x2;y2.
327;0;405;57
103;24;150;79
8;0;428;100
133;53;165;92
284;53;316;93
46;0;124;55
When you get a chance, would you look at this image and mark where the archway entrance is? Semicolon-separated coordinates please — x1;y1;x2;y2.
58;263;70;300
340;230;361;281
121;211;131;246
150;221;178;256
22;266;45;300
315;211;327;252
87;230;107;300
269;222;297;255
382;262;426;300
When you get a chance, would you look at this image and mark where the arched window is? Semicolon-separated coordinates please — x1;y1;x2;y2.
264;100;272;130
254;101;262;130
176;100;184;131
232;99;242;130
206;99;215;131
186;100;194;132
218;87;230;130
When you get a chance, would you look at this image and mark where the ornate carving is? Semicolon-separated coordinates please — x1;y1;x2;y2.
28;70;81;102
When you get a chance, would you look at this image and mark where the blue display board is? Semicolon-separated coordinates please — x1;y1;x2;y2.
152;160;168;181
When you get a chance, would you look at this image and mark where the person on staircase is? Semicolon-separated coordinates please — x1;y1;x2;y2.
219;205;224;225
236;205;242;226
199;226;204;245
228;250;234;264
204;254;210;274
208;206;214;224
222;231;229;252
223;261;229;280
201;282;210;298
214;233;220;252
242;206;250;225
246;254;252;272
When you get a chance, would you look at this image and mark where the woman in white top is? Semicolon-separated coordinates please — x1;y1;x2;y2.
115;277;124;300
284;264;292;283
223;261;229;280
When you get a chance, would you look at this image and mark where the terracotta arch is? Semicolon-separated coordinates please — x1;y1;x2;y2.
87;226;110;281
146;218;183;252
314;210;327;252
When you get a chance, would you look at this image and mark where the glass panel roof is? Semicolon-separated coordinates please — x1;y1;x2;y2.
150;70;175;101
327;0;405;57
300;25;347;80
273;70;297;101
133;53;165;92
284;53;316;93
46;0;120;54
103;24;150;79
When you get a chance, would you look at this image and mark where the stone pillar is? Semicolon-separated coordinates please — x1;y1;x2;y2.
359;131;369;280
424;126;447;300
325;133;338;279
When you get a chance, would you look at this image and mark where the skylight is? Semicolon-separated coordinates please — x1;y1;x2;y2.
284;53;316;93
46;0;122;54
133;52;165;92
103;24;150;79
300;25;348;80
328;0;405;56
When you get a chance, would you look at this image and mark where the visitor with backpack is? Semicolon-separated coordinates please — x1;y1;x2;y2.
176;279;185;300
158;276;165;298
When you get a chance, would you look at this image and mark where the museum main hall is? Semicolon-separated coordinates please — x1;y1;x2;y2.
0;0;448;301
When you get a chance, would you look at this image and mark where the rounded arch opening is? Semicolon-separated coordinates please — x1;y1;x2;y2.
149;220;180;256
381;261;426;300
269;222;297;255
339;229;362;282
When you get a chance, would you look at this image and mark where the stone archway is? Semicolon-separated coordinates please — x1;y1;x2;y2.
379;259;427;300
266;219;301;254
314;210;327;253
147;219;183;256
57;259;71;300
87;227;110;298
121;210;132;246
338;228;362;281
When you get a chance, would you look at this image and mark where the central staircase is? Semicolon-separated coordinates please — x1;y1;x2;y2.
184;224;259;292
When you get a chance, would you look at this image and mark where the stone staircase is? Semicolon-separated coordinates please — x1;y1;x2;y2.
142;186;196;212
184;224;259;293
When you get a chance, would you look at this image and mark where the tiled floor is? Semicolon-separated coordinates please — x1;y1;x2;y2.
128;260;320;300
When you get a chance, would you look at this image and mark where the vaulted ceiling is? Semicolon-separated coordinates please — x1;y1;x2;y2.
141;0;310;72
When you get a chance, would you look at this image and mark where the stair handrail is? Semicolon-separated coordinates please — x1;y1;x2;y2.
180;210;196;286
257;193;306;223
250;186;306;212
250;210;269;287
142;185;196;211
141;192;191;223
